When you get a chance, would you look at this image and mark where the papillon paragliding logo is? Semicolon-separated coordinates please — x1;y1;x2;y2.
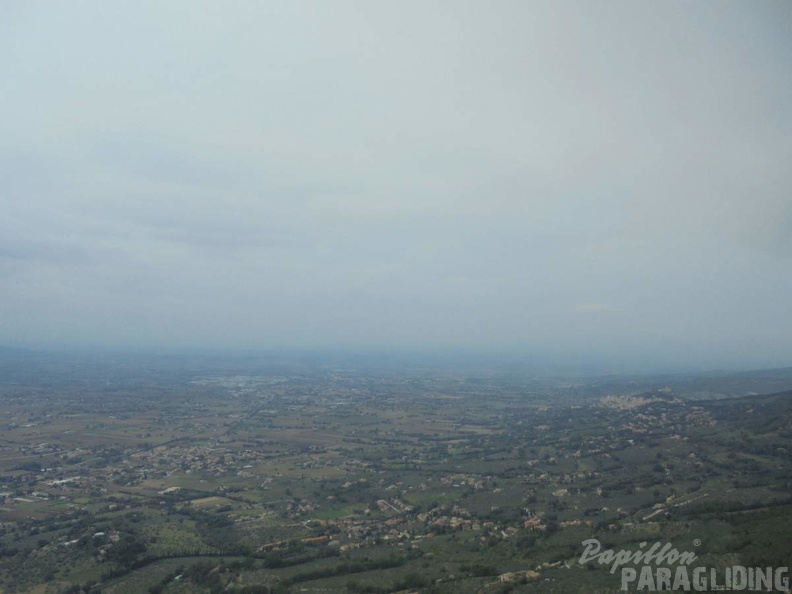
579;538;790;592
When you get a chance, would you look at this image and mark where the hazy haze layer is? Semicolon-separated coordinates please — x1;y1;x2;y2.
2;1;791;370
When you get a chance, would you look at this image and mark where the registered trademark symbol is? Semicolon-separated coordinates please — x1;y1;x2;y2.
693;539;701;547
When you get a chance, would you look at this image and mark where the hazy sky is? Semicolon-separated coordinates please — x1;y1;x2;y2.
2;1;791;370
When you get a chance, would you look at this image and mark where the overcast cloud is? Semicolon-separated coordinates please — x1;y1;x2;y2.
2;1;791;370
